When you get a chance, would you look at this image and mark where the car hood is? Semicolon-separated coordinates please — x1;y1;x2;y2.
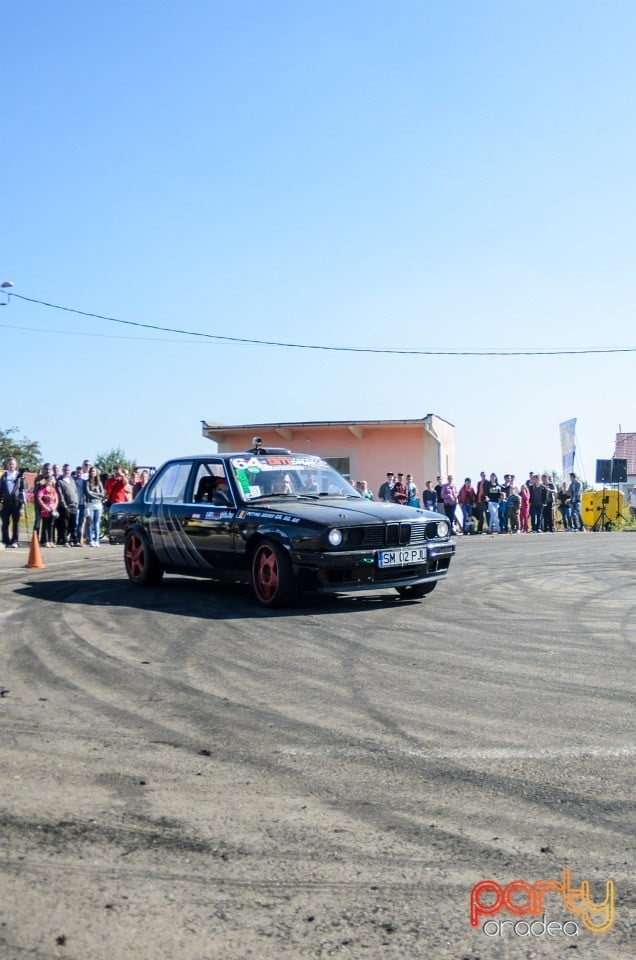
240;496;445;527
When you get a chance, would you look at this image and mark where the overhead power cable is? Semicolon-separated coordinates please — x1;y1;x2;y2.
8;292;636;357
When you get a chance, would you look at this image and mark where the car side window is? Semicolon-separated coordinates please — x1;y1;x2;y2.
191;463;234;506
148;462;192;504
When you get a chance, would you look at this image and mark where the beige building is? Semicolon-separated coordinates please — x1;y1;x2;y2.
201;414;455;498
614;432;636;486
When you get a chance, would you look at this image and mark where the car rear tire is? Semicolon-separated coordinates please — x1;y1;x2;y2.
251;539;296;608
124;530;163;587
396;581;437;599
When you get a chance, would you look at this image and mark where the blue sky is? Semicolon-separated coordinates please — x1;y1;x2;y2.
3;1;634;484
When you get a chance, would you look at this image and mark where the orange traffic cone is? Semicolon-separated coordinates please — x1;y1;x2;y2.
25;530;45;570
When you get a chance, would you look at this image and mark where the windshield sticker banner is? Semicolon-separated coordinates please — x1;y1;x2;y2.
232;456;325;471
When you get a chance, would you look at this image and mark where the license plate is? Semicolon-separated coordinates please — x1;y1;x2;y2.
377;546;428;567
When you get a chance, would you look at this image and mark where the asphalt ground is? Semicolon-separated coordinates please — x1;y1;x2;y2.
0;532;634;960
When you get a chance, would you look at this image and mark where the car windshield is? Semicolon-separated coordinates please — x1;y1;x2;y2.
229;455;360;501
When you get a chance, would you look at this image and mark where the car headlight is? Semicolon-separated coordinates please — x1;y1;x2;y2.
436;520;450;538
328;528;343;547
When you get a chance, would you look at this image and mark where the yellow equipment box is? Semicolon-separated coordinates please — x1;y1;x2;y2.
582;489;627;529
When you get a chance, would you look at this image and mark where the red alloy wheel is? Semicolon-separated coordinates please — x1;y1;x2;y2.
125;533;145;580
253;542;279;602
251;539;295;607
124;530;163;586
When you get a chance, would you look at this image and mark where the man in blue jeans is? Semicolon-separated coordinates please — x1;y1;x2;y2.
568;473;584;530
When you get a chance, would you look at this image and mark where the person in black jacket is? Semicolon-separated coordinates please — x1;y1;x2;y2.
378;472;395;502
474;471;488;534
541;473;557;532
0;458;26;547
56;464;80;545
557;482;571;530
529;475;547;532
486;473;502;534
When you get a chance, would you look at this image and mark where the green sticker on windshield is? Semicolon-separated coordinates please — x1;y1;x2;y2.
235;468;251;494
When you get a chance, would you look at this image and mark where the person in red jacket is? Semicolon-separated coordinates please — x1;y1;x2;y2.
104;465;132;506
391;473;409;504
36;477;59;548
474;471;488;534
457;477;476;534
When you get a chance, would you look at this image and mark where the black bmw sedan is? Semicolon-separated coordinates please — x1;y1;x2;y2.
108;448;455;607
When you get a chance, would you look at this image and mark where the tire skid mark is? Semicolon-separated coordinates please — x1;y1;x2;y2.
2;536;634;928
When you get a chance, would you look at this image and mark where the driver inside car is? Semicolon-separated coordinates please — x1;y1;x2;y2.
271;473;293;494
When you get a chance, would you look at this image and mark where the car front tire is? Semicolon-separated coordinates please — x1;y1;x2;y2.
124;530;164;587
251;539;296;608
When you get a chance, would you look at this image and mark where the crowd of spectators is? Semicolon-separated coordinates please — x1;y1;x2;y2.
3;454;634;549
354;469;588;535
0;457;150;549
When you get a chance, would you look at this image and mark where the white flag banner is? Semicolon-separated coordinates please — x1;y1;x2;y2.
559;418;577;476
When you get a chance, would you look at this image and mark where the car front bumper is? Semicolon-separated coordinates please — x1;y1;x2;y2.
290;541;455;593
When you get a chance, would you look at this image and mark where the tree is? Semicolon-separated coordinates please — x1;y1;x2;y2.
0;426;42;471
545;468;591;492
94;447;136;476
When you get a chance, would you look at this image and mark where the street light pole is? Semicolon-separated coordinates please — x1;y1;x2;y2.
0;280;14;305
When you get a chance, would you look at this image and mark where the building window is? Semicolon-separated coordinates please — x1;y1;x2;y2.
325;457;350;480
